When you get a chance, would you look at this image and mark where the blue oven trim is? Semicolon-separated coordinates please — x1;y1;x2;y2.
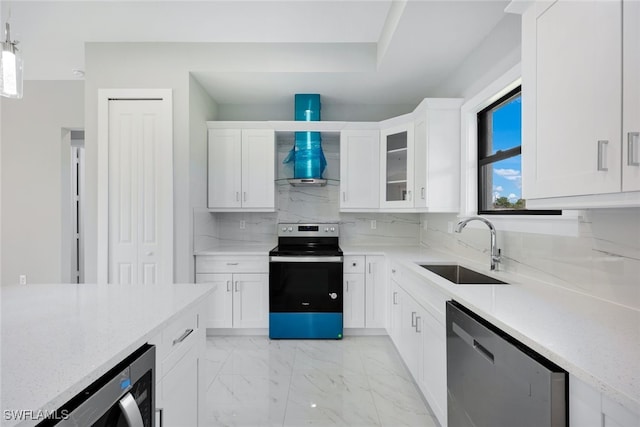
269;313;343;339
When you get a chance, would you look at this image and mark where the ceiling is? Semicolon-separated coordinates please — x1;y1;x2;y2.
1;0;511;105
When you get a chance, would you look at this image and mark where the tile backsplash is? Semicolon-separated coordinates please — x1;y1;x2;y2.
194;183;421;249
420;210;640;310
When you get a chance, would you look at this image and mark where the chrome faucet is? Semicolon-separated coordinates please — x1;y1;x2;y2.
455;216;502;271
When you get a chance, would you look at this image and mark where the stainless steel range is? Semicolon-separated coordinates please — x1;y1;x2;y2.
269;223;343;339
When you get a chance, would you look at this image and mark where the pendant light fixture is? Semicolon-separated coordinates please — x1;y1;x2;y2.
1;21;23;99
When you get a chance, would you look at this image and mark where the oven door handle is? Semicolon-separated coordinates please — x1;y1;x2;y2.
118;392;145;427
269;256;343;263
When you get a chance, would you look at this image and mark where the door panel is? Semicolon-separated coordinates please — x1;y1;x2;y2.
208;129;242;208
241;129;275;209
108;99;172;284
234;273;269;328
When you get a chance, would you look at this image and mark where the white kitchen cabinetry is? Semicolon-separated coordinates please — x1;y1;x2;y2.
365;255;387;329
208;128;275;211
343;273;366;328
570;374;640;427
623;0;640;192
340;130;380;211
413;99;463;212
380;120;415;209
152;300;207;427
519;0;640;208
343;255;387;329
387;262;448;427
195;255;269;329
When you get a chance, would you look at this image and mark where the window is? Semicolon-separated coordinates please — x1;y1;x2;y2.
477;86;560;215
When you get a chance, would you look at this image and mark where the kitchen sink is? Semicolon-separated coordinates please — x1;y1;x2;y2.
419;264;508;285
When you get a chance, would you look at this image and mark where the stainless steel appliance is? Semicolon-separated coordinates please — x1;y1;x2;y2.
41;344;155;427
269;223;343;339
446;301;567;427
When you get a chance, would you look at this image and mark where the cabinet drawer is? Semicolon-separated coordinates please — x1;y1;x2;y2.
344;256;365;273
195;255;269;273
157;305;201;379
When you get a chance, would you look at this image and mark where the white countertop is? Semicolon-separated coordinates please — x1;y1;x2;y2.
0;283;213;427
194;242;275;255
342;244;640;414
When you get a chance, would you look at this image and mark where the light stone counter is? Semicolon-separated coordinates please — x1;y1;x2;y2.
0;283;213;427
342;243;640;415
194;242;275;256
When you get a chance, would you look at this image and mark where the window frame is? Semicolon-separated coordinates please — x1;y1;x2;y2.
476;85;560;215
458;64;578;237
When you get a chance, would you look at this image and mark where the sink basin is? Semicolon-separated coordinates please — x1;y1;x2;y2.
419;264;508;285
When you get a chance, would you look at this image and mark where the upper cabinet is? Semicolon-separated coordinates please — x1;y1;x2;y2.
380;120;415;209
340;129;380;211
208;128;275;211
413;99;463;212
518;0;640;208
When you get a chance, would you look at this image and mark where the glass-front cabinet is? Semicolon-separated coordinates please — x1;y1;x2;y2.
380;122;415;208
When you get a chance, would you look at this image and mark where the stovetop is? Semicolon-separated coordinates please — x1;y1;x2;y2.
269;245;343;257
271;223;342;256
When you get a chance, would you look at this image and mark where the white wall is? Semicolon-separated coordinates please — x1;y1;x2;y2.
1;80;84;285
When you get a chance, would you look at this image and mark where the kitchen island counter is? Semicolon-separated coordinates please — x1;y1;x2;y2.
0;283;213;427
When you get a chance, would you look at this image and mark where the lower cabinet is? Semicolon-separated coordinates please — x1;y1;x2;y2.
570;374;640;427
343;255;387;329
195;255;269;329
389;263;447;427
151;298;207;427
344;273;366;328
196;272;269;328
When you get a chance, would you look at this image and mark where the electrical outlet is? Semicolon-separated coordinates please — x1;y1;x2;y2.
447;222;453;234
19;275;27;285
240;220;246;230
370;220;377;230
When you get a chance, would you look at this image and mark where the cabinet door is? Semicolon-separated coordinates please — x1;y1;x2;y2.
623;0;640;192
389;278;403;348
343;273;365;328
195;273;233;328
340;130;380;209
418;308;447;427
160;342;199;427
365;256;387;329
400;291;421;379
208;129;242;208
233;273;269;328
525;0;622;199
241;129;275;209
380;122;415;208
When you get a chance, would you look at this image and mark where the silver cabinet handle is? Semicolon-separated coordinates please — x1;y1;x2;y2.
155;408;164;427
226;280;231;292
342;192;346;202
393;291;398;305
172;328;194;346
421;187;425;200
628;132;640;166
346;280;349;292
234;281;239;292
118;392;144;427
236;191;240;201
415;316;421;333
243;192;247;202
368;263;372;274
226;262;239;266
411;311;417;327
597;140;609;171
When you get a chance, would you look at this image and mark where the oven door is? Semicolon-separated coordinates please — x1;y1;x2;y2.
269;256;343;313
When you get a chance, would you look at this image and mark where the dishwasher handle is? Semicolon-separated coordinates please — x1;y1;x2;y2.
452;322;495;364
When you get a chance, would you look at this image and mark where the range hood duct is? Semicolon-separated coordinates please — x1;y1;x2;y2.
283;94;327;186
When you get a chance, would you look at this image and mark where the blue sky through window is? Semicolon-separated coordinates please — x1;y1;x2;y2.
491;96;522;203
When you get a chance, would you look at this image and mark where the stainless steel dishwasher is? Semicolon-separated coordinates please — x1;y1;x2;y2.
446;300;567;427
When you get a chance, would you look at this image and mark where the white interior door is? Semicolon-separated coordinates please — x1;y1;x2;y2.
107;96;173;284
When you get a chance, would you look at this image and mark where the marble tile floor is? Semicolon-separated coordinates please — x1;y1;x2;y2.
203;335;439;427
